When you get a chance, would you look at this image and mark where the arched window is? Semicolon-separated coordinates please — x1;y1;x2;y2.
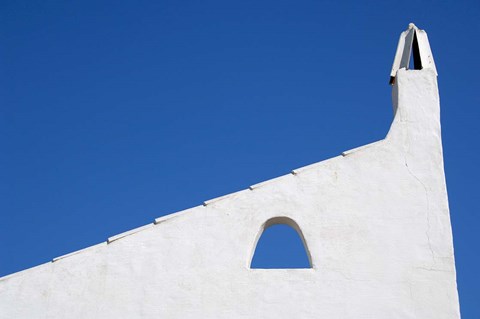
250;217;312;269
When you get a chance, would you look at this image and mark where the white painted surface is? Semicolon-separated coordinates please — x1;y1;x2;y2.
0;26;460;319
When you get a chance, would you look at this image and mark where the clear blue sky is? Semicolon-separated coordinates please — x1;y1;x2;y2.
1;0;478;316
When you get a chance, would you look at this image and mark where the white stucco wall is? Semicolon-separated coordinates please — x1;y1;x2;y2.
0;31;460;318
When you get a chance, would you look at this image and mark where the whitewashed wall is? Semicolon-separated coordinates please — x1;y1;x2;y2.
0;38;460;319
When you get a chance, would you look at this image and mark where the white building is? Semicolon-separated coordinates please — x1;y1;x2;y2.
0;24;460;318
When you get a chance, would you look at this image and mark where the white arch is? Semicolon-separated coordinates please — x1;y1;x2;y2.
249;216;312;269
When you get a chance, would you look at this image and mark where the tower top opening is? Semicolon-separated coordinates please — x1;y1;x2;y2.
389;23;437;85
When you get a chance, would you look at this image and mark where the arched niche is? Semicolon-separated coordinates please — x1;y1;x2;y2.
249;216;312;269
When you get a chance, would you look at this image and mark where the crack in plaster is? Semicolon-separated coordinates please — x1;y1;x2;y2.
403;127;436;268
404;159;435;266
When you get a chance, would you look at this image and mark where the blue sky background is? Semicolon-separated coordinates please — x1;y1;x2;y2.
1;0;479;316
